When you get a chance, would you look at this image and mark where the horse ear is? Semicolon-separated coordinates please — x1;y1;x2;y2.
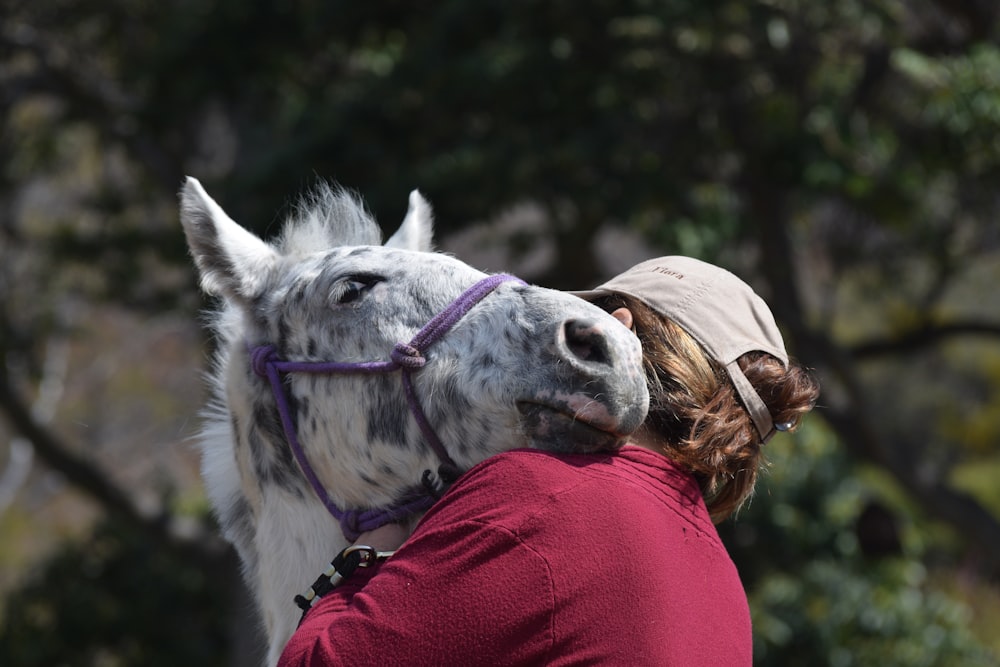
179;176;278;302
384;190;434;251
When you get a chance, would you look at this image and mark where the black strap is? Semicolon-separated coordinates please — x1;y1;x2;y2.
293;545;393;626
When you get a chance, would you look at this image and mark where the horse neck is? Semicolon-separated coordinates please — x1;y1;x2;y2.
225;382;357;658
254;487;347;665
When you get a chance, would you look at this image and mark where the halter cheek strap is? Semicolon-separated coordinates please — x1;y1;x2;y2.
250;273;525;541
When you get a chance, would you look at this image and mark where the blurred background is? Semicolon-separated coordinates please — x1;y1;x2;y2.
1;1;999;665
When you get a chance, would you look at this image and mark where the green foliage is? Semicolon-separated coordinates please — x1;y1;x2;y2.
0;519;230;666
752;559;995;667
951;458;1000;517
9;0;1000;282
721;423;999;665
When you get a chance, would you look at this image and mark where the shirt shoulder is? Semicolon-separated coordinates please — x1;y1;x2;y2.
411;449;750;665
423;448;717;542
419;449;607;530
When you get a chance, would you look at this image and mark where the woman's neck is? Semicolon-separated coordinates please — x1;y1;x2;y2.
623;425;664;453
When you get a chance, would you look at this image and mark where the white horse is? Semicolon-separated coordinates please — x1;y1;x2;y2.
179;177;649;665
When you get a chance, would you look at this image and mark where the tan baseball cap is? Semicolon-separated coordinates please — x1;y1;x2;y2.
572;256;789;442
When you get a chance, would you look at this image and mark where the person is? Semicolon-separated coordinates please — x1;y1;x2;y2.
278;256;820;666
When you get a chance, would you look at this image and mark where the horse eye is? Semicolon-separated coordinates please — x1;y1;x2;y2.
335;277;379;304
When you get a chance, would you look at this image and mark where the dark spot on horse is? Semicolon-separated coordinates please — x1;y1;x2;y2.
245;394;305;496
367;395;408;448
521;335;533;355
477;415;499;450
451;423;470;458
246;426;269;484
307;337;317;357
231;413;244;452
228;494;255;522
264;459;304;498
223;495;257;544
291;282;307;304
478;353;497;370
440;376;472;414
249;293;268;323
277;314;291;353
409;290;437;322
365;376;409;447
359;471;376;486
254;396;286;446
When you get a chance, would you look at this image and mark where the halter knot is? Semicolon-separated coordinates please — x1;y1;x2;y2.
338;511;365;543
251;344;279;377
391;343;426;369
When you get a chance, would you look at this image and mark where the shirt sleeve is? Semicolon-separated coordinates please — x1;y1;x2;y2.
277;518;555;667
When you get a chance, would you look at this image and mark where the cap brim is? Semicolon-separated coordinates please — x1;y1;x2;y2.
568;288;614;301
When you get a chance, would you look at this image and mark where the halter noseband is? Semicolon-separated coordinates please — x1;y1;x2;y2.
250;273;525;541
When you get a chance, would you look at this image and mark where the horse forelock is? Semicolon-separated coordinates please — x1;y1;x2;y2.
277;182;382;254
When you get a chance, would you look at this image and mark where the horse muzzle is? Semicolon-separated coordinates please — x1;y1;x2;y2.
517;382;648;454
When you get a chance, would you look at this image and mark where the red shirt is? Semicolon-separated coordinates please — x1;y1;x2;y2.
279;447;752;666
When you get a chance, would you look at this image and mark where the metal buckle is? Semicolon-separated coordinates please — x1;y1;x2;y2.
342;544;396;567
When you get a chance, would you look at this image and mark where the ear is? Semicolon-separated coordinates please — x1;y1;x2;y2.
179;176;278;302
384;189;434;251
610;307;634;331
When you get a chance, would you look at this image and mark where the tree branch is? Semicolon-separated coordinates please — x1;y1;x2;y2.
0;369;227;568
850;321;1000;359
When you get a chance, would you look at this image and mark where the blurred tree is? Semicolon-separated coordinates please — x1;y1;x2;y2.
0;517;233;666
2;0;999;663
722;421;997;665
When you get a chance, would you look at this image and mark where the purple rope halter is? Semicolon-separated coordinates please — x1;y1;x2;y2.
250;273;525;541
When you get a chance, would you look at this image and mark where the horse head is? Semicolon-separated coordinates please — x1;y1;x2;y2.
180;177;648;664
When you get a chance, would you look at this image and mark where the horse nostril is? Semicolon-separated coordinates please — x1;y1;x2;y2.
563;319;611;366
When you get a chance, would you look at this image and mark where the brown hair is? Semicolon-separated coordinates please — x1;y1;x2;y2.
592;293;820;522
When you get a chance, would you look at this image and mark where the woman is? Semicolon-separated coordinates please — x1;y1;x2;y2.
279;256;820;666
